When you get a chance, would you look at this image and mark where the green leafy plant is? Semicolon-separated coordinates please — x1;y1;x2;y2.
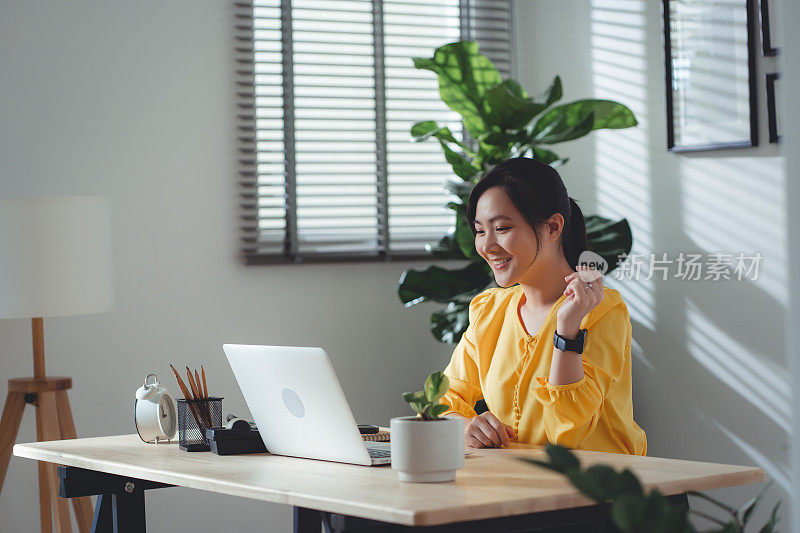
402;371;450;421
397;41;636;344
524;444;781;533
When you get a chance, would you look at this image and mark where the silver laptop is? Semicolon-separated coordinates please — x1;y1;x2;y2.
223;344;390;466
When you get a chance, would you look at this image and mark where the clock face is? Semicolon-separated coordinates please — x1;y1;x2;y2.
158;395;177;439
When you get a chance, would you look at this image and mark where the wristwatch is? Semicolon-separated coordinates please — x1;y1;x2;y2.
553;328;588;354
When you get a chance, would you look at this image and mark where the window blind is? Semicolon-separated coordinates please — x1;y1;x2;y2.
235;0;513;263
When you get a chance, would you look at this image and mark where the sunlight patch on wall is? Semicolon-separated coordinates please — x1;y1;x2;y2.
591;0;654;330
693;407;790;494
686;300;790;433
681;157;786;305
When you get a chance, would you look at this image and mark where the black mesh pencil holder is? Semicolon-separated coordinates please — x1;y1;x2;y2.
178;397;223;451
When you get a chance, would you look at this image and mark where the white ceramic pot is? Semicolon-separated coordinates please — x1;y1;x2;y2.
390;416;464;482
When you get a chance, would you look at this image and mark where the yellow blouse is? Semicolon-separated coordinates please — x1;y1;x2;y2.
441;284;647;455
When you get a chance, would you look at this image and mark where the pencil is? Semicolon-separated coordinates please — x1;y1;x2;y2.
186;367;211;427
194;368;211;423
170;364;204;430
185;367;206;426
194;369;202;397
201;365;208;398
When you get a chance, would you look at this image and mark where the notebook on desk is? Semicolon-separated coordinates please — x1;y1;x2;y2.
223;344;391;466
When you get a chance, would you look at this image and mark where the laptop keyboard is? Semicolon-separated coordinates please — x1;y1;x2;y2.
366;442;391;458
368;448;391;458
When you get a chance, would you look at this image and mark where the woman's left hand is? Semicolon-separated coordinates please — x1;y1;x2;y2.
556;265;604;334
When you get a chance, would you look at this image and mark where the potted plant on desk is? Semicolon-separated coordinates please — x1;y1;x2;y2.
391;371;464;482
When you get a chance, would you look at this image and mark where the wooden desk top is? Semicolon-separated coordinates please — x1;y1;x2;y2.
14;435;764;527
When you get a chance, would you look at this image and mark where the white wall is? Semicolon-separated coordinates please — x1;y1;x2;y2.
0;1;454;531
514;0;788;529
781;0;800;529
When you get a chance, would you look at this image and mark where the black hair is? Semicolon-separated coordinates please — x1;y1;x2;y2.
466;157;588;270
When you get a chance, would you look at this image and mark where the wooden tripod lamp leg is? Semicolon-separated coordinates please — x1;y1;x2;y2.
0;318;93;533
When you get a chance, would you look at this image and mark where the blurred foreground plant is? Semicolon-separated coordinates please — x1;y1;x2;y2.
524;444;781;533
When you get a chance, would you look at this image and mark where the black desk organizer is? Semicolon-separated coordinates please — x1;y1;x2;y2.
205;419;268;455
177;397;223;451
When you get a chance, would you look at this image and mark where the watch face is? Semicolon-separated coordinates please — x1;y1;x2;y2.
158;395;177;439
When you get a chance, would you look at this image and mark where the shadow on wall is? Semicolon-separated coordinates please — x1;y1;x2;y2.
584;0;789;528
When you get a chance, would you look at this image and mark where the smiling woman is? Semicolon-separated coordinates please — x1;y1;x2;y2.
440;158;647;455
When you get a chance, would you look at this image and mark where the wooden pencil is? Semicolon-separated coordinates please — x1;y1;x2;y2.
185;367;205;426
201;365;208;398
170;364;204;431
194;368;211;423
186;367;211;427
194;369;202;397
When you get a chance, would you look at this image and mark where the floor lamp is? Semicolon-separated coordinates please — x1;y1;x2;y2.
0;197;114;533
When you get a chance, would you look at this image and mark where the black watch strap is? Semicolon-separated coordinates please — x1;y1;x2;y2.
553;328;587;354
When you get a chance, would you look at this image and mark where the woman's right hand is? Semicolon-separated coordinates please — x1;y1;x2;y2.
465;411;517;448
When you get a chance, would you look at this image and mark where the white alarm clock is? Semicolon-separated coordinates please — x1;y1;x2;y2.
134;374;177;443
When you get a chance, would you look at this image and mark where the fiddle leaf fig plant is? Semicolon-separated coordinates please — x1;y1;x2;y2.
398;41;636;344
524;444;781;533
402;371;450;421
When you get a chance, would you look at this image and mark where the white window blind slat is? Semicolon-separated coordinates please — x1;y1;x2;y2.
236;0;513;263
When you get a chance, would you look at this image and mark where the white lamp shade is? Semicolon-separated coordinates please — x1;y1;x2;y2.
0;197;115;318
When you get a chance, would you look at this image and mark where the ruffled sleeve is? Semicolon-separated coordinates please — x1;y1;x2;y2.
440;291;493;418
531;302;630;448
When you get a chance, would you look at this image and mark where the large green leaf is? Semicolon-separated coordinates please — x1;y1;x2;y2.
398;262;491;307
531;110;596;145
480;129;526;147
531;75;563;109
566;466;614;503
439;140;480;180
585;215;633;274
615;468;644;498
449;203;482;260
531;99;638;144
530;146;568;168
610;494;646;533
431;300;470;344
413;41;502;138
410;120;474;154
657;506;695;533
485;77;563;131
542;444;581;473
410;120;458;144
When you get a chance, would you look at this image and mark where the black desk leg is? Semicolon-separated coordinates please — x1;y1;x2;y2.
92;494;113;532
58;466;172;533
294;506;323;533
91;492;145;533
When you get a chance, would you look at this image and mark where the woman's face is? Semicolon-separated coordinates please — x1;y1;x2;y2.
473;186;561;288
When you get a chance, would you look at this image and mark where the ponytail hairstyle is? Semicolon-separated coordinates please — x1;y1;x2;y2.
466;157;588;270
